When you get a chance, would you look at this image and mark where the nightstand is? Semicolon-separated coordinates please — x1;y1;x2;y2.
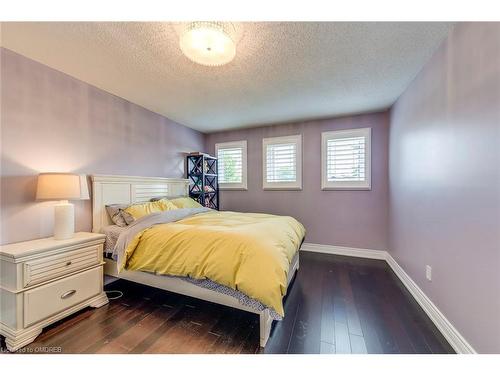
0;232;108;351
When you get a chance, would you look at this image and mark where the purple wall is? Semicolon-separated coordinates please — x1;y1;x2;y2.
205;112;390;250
389;23;500;353
0;48;205;244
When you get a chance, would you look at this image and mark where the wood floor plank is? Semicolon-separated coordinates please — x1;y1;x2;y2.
240;319;261;354
334;322;351;353
349;334;367;354
130;303;187;353
208;309;253;353
224;314;258;354
64;298;154;353
357;268;400;353
320;341;335;354
320;268;335;345
142;303;200;353
372;268;420;353
182;302;229;354
287;255;324;354
95;304;175;353
83;301;159;353
173;301;227;354
348;263;385;353
338;266;363;337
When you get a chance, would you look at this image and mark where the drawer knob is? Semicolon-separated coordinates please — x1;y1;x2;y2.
66;261;72;266
60;290;77;299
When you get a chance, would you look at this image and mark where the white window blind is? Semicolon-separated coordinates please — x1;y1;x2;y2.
326;136;366;181
215;140;247;189
263;135;302;190
218;147;242;183
321;128;371;190
266;143;297;182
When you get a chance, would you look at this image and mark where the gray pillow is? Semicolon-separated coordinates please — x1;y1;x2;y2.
105;204;135;227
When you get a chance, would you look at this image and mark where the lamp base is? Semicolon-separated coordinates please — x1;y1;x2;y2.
54;200;75;240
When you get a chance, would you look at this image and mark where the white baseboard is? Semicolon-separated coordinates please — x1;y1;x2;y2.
300;242;387;260
300;242;476;354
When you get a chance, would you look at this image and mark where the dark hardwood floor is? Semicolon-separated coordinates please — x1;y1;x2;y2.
2;252;455;354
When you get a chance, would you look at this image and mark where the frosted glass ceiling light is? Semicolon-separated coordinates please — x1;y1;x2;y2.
180;22;236;67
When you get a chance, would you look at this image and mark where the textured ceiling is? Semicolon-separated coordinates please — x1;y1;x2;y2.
1;22;453;132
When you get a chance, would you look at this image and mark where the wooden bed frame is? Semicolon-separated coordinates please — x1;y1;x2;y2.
91;174;299;347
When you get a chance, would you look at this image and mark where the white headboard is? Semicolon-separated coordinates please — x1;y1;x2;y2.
91;174;189;233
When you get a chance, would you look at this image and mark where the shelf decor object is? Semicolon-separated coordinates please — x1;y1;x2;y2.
186;153;219;210
36;173;90;240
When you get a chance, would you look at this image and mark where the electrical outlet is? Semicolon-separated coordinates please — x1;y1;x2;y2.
426;265;432;281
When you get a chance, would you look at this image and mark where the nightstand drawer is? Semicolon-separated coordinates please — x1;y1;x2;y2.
23;245;101;287
24;267;102;327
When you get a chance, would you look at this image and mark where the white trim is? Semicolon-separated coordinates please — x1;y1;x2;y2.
300;242;476;354
262;134;303;190
321;127;371;190
215;140;248;190
91;174;188;184
300;242;386;260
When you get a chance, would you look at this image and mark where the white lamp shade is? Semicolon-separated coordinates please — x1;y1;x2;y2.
36;173;88;201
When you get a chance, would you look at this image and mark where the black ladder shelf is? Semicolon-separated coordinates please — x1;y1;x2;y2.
186;153;219;210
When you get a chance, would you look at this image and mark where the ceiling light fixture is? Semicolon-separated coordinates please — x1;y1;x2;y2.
179;22;236;67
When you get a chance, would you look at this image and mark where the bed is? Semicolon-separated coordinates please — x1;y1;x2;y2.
91;174;303;347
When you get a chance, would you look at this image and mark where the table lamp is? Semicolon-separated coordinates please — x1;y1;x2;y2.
36;173;90;240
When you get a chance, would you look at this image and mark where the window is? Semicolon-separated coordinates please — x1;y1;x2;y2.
321;128;371;190
262;135;302;190
215;140;247;190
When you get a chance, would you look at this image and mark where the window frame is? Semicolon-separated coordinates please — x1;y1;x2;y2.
321;128;371;191
262;134;302;190
215;140;248;190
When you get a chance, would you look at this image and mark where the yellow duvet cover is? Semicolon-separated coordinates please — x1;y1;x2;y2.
120;210;306;316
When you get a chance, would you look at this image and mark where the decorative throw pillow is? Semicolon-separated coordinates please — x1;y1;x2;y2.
155;198;179;211
105;204;134;227
169;197;203;209
121;210;135;225
150;196;180;202
124;199;178;220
